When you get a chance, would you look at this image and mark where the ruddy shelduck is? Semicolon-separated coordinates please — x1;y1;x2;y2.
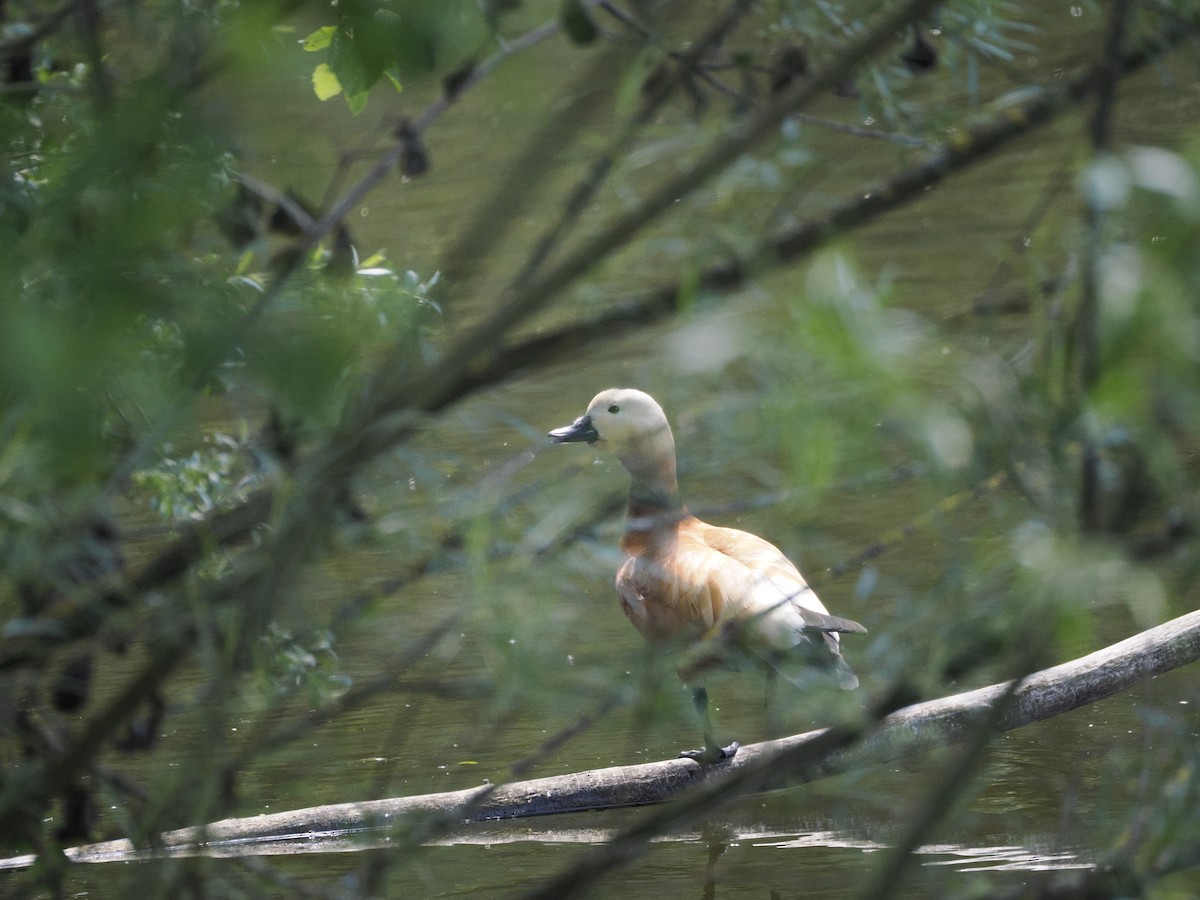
550;388;866;763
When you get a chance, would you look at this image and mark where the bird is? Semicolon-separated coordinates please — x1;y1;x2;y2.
549;388;866;763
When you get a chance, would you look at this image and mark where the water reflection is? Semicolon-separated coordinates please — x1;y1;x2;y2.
1;815;1090;878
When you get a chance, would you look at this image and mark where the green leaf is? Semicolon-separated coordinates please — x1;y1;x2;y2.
344;90;369;115
328;20;378;98
235;248;255;276
312;63;343;101
301;25;336;52
561;0;598;45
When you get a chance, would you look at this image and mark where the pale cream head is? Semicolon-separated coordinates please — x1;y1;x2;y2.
549;388;678;491
582;388;671;449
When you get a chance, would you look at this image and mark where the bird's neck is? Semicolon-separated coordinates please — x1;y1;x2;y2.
626;478;683;519
619;432;685;540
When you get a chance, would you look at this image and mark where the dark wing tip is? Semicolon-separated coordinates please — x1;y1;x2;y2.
799;608;868;635
838;618;868;635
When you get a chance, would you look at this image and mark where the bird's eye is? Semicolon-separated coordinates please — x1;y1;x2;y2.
607;404;620;414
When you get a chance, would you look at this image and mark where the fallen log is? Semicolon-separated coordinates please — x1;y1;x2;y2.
3;609;1198;869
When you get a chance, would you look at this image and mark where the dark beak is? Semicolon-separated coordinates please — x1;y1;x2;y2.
548;414;599;444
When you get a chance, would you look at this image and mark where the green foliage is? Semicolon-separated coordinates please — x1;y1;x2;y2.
561;0;599;45
259;623;349;698
301;1;491;112
1;0;1200;896
132;432;252;524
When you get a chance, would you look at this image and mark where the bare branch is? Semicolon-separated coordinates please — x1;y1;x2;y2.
511;0;758;292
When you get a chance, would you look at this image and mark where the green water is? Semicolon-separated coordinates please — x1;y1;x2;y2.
35;4;1200;897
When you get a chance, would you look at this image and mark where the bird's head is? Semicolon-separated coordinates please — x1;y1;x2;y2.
548;388;671;455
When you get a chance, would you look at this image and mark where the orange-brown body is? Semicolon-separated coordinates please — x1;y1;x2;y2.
550;388;866;760
617;501;857;680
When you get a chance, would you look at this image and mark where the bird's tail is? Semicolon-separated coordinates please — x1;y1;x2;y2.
832;653;860;690
769;635;861;690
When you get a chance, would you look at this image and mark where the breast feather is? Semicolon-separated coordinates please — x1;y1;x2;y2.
616;547;723;643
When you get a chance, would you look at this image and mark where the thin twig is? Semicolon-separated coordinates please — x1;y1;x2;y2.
222;615;461;775
1077;0;1134;533
75;0;111;112
512;0;757;291
359;0;948;435
0;1;75;58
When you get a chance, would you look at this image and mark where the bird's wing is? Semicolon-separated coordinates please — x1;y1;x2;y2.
690;521;867;638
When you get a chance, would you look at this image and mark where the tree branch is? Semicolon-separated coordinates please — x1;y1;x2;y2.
2;609;1194;873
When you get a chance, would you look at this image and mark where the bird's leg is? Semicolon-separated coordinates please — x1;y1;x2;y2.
679;685;739;763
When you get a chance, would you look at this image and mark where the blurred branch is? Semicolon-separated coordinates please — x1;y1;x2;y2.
75;0;111;112
9;609;1197;873
6;0;1196;889
305;11;569;253
15;0;1190;685
436;21;621;299
858;673;1027;900
458;9;1196;393
5;6;1187;858
77;0;946;636
102;6;570;493
371;0;946;424
135;1;950;741
0;1;75;59
0;488;275;672
1078;0;1135;533
511;0;757;292
0;635;188;842
220;614;460;777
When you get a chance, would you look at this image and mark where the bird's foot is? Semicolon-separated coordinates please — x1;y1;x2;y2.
679;741;740;764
